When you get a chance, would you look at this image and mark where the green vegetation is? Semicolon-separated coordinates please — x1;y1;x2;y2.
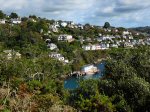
9;12;18;19
0;11;149;112
0;10;5;19
103;22;111;29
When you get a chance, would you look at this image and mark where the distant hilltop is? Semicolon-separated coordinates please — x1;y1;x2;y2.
129;26;150;36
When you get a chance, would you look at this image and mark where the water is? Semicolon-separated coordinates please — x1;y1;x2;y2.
64;62;105;89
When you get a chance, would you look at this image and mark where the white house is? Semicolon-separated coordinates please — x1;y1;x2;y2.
91;44;101;50
106;44;110;48
49;25;58;32
124;42;134;48
81;64;98;74
50;52;64;61
0;19;6;24
11;18;22;24
128;36;134;40
95;44;101;50
58;34;74;42
49;52;69;63
145;38;150;45
82;44;107;51
82;45;91;51
111;44;118;48
82;64;94;72
47;43;57;50
100;35;115;41
64;59;69;63
91;45;96;50
49;21;60;32
61;22;68;27
50;52;61;58
123;31;130;35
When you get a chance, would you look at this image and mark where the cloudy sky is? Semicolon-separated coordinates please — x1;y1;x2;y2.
0;0;150;27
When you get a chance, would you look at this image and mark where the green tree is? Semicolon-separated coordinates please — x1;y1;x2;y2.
0;10;5;19
103;22;110;28
29;15;37;19
10;12;18;19
104;46;150;112
69;80;115;112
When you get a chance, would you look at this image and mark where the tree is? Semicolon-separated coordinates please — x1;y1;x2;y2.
29;15;37;19
21;17;28;22
36;20;48;32
0;10;5;19
103;22;110;28
104;46;150;111
69;80;115;112
10;12;18;19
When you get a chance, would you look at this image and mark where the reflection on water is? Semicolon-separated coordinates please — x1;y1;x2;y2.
64;62;105;89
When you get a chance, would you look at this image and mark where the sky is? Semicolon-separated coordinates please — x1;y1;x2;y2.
0;0;150;27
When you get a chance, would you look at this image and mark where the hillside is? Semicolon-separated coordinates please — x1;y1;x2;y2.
0;10;150;112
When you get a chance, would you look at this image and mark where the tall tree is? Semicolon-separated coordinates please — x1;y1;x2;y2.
10;12;18;19
103;22;110;28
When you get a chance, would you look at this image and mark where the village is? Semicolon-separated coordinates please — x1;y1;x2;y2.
1;14;150;76
42;20;150;65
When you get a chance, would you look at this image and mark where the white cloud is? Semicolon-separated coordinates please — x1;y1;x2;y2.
0;0;27;11
102;7;114;13
0;0;150;27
